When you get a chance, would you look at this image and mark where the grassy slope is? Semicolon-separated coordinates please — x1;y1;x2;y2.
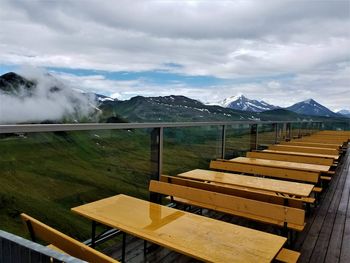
0;130;152;239
1;125;259;239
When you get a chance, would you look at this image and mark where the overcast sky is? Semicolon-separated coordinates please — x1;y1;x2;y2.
0;0;349;110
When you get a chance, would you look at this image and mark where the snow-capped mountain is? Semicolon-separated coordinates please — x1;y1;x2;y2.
337;109;350;118
217;94;279;112
286;99;340;117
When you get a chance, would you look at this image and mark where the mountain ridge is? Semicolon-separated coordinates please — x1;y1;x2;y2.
1;72;348;123
286;99;340;118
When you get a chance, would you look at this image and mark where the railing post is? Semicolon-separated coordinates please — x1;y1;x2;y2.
250;124;258;151
150;127;163;203
286;123;291;141
273;123;278;144
298;122;302;138
221;125;226;159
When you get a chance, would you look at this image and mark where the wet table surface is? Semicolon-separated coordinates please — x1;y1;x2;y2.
72;194;286;263
178;169;314;197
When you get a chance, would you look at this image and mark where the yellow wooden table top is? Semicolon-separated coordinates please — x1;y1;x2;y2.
72;194;286;263
178;169;314;197
229;157;330;172
263;149;339;160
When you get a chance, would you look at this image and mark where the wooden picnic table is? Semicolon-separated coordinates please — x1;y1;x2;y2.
71;194;287;263
229;157;331;173
177;169;314;197
263;149;339;160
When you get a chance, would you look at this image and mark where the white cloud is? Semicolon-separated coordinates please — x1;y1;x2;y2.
0;67;97;124
0;0;349;109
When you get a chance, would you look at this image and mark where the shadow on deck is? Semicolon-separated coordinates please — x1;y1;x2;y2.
103;148;350;263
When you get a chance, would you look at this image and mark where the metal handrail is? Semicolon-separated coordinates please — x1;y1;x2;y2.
0;230;84;262
0;120;320;134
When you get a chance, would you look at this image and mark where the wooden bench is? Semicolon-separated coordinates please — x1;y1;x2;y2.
21;213;119;263
150;180;306;232
297;137;349;145
276;248;301;263
317;130;350;136
72;194;299;262
279;141;342;150
210;159;320;184
263;149;339;160
247;151;335;166
162;174;315;209
306;135;349;141
268;144;340;155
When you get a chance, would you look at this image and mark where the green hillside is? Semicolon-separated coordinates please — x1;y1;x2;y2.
0;130;152;239
0;127;228;240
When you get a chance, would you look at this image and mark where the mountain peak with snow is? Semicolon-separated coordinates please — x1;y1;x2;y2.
303;98;315;104
217;94;279;112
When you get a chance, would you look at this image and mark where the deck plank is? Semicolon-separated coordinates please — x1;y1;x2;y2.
297;148;349;263
308;174;346;263
293;164;343;258
340;163;350;263
325;161;350;262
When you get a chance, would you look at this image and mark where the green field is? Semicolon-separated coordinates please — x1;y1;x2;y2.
0;127;229;240
0;130;153;239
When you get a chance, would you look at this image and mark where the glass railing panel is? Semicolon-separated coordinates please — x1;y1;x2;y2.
162;126;222;175
290;123;301;139
224;124;251;158
257;124;275;148
275;123;285;143
323;121;350;131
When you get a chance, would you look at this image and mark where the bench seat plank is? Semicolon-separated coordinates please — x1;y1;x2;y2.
279;141;341;149
276;248;301;263
262;149;339;160
268;145;339;155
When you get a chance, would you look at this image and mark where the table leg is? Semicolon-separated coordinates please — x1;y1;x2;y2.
144;240;147;256
122;232;126;263
91;221;96;248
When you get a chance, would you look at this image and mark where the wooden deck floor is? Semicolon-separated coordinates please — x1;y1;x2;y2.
295;148;350;263
104;148;350;263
